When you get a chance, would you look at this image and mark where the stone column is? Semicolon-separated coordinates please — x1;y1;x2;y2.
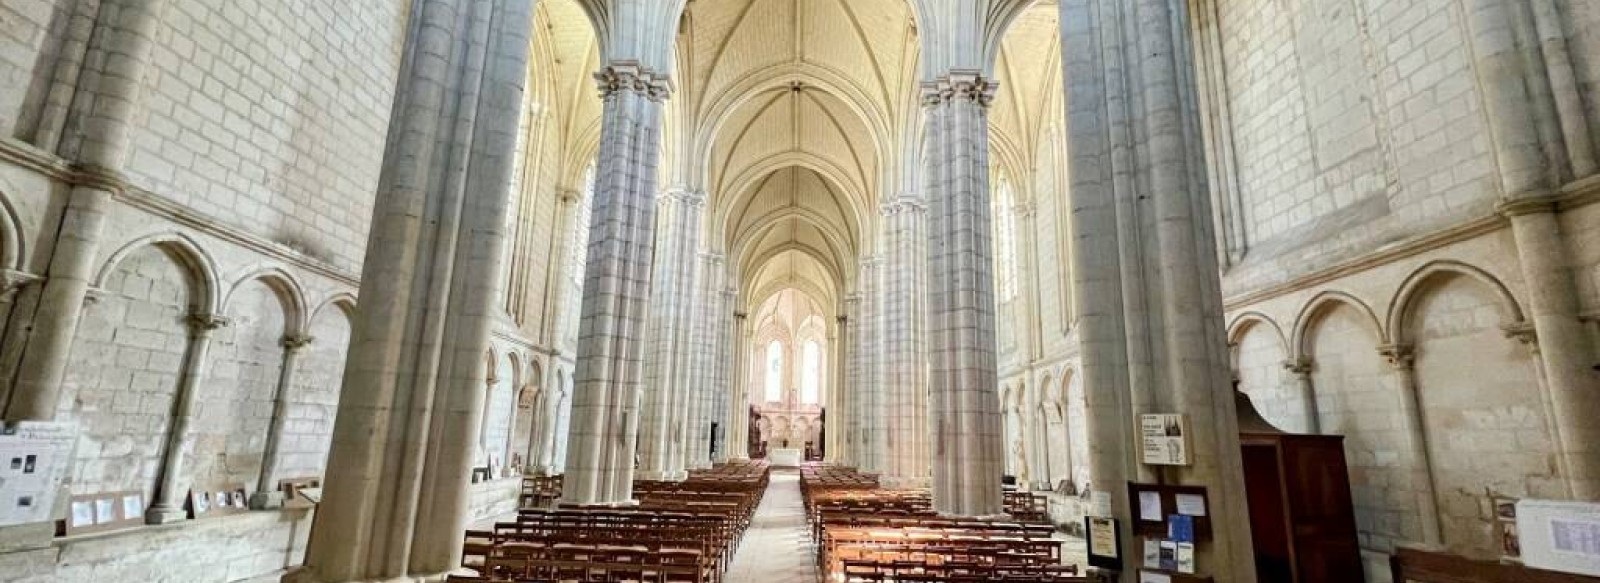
293;0;533;579
727;312;751;460
922;73;1005;517
250;334;314;509
4;0;170;422
636;189;706;481
1378;344;1445;546
1283;357;1321;434
713;287;736;463
561;63;672;504
839;295;861;466
880;196;930;487
685;251;724;470
146;314;229;524
854;257;886;473
826;315;847;463
1463;0;1600;499
1059;0;1257;578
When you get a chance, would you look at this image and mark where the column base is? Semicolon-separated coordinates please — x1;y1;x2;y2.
145;505;188;525
249;491;286;510
634;470;688;482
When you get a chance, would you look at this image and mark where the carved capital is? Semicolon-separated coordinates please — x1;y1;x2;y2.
1377;343;1415;370
659;188;707;207
281;334;315;351
1013;202;1037;219
594;62;673;102
187;313;231;335
920;71;998;108
880;194;927;216
1283;357;1314;376
0;270;40;303
1501;322;1539;353
1495;194;1560;217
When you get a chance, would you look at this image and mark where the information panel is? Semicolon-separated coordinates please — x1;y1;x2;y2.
0;422;76;527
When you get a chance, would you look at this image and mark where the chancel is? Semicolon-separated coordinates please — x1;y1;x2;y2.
0;0;1596;582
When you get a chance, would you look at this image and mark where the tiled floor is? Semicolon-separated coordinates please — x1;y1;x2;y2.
724;468;821;583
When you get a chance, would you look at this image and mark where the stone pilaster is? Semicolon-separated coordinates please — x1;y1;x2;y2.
1060;0;1257;578
563;62;673;504
5;0;171;422
838;295;862;466
636;188;706;481
879;196;930;487
1282;357;1320;434
712;286;737;463
1378;344;1445;546
292;0;534;579
684;251;725;469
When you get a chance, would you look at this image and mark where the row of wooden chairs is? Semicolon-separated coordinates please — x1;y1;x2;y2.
801;463;1087;583
460;462;771;583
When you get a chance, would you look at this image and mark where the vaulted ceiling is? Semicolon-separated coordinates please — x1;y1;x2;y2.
526;0;1065;315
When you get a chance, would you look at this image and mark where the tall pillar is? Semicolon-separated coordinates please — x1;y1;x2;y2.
251;334;315;509
561;62;673;504
636;189;706;481
712;287;736;463
4;0;170;422
146;314;229;524
727;312;751;460
923;73;1005;517
1378;344;1445;546
854;256;886;473
1463;0;1600;499
840;295;862;466
880;196;929;487
826;315;848;463
685;251;724;470
1060;0;1257;579
292;0;533;579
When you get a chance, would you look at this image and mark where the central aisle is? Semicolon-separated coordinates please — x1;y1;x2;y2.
725;468;821;583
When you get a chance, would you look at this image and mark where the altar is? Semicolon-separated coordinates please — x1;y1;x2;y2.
769;448;802;467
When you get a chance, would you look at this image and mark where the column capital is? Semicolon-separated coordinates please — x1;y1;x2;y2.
187;313;230;333
880;194;927;216
698;250;726;264
1495;194;1560;217
594;61;673;102
1377;343;1415;370
859;255;883;268
1501;321;1539;354
659;188;707;207
920;71;998;108
555;188;583;204
734;312;748;320
0;269;40;303
281;334;315;352
1283;357;1314;376
1013;202;1037;218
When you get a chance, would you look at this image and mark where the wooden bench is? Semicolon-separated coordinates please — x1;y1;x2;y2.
1391;547;1600;583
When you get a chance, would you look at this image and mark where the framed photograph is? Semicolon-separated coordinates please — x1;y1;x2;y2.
61;492;142;536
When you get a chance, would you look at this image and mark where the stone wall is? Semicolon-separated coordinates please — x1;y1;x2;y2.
0;509;312;583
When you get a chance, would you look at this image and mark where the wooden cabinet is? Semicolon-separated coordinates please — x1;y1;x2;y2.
1237;392;1365;583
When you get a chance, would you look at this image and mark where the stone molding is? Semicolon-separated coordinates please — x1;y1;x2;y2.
920;71;999;108
281;334;315;351
1377;343;1415;370
594;62;673;102
1283;357;1314;376
186;313;231;335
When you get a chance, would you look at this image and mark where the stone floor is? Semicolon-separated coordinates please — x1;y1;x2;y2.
724;468;821;583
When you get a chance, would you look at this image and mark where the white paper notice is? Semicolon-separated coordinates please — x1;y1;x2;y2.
1175;493;1207;517
1517;499;1600;577
1140;414;1190;466
1091;490;1113;517
0;422;77;527
1143;539;1161;568
1139;571;1173;583
1139;491;1164;521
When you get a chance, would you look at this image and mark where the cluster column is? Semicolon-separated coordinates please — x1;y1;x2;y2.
1462;0;1600;498
1060;0;1257;579
853;256;886;473
727;312;751;459
562;63;672;504
685;251;726;469
293;0;534;579
880;196;930;487
922;73;1005;517
4;0;171;421
636;188;706;481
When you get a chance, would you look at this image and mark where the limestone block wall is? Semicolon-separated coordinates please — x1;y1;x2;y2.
274;302;351;483
1213;0;1500;294
1566;0;1600;145
0;0;68;138
124;0;407;272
